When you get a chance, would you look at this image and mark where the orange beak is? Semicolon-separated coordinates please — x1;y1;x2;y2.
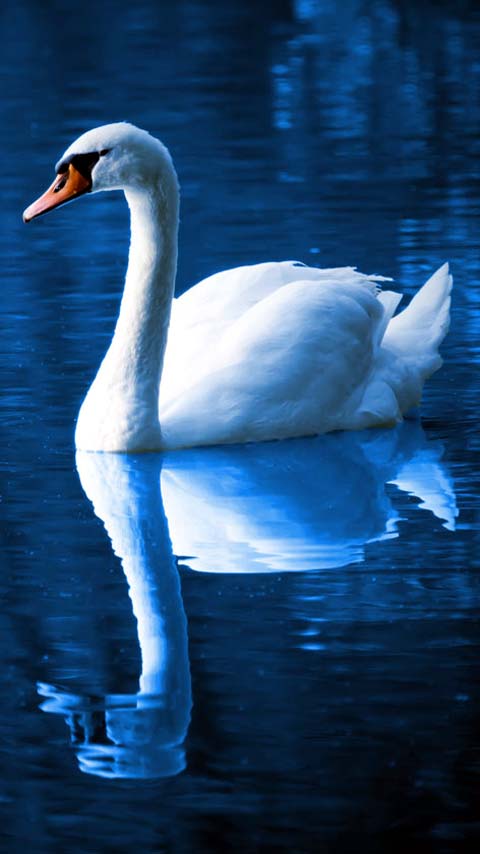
23;163;91;223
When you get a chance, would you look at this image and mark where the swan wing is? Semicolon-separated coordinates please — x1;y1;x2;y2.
160;261;390;410
160;271;389;448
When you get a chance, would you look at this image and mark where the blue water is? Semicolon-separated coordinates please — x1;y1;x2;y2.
2;1;480;850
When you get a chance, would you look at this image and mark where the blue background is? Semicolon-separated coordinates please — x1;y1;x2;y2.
1;1;479;851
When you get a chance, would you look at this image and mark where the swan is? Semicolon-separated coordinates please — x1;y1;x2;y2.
23;122;452;452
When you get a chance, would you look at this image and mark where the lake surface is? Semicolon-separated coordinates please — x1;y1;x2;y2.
1;1;479;851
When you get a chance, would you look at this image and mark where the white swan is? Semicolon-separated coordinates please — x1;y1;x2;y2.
23;122;452;452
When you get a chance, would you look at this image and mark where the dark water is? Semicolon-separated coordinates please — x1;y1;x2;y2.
2;1;480;851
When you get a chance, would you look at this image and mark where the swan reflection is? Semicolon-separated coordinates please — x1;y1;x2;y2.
162;424;457;573
39;423;456;779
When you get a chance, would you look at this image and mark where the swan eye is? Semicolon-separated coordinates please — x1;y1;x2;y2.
54;175;68;193
99;149;110;157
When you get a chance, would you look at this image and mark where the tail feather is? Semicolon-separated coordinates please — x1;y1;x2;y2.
351;264;452;429
382;263;452;367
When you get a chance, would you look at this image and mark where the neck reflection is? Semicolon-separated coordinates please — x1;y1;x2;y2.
39;452;192;780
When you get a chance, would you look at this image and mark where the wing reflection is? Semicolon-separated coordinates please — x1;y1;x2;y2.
162;423;458;573
38;423;456;780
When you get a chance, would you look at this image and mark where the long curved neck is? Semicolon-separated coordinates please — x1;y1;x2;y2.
76;172;179;451
114;185;178;397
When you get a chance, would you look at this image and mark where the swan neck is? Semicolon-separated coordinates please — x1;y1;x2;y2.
76;172;179;452
119;184;178;367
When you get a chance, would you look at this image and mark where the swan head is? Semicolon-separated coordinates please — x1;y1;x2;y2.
23;122;177;222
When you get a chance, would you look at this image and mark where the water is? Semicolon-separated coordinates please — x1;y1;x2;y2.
1;0;480;850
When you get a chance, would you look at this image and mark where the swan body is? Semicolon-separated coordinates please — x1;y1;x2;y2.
23;123;452;452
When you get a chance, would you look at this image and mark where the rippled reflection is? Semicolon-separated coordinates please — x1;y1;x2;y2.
163;423;457;573
37;424;456;779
